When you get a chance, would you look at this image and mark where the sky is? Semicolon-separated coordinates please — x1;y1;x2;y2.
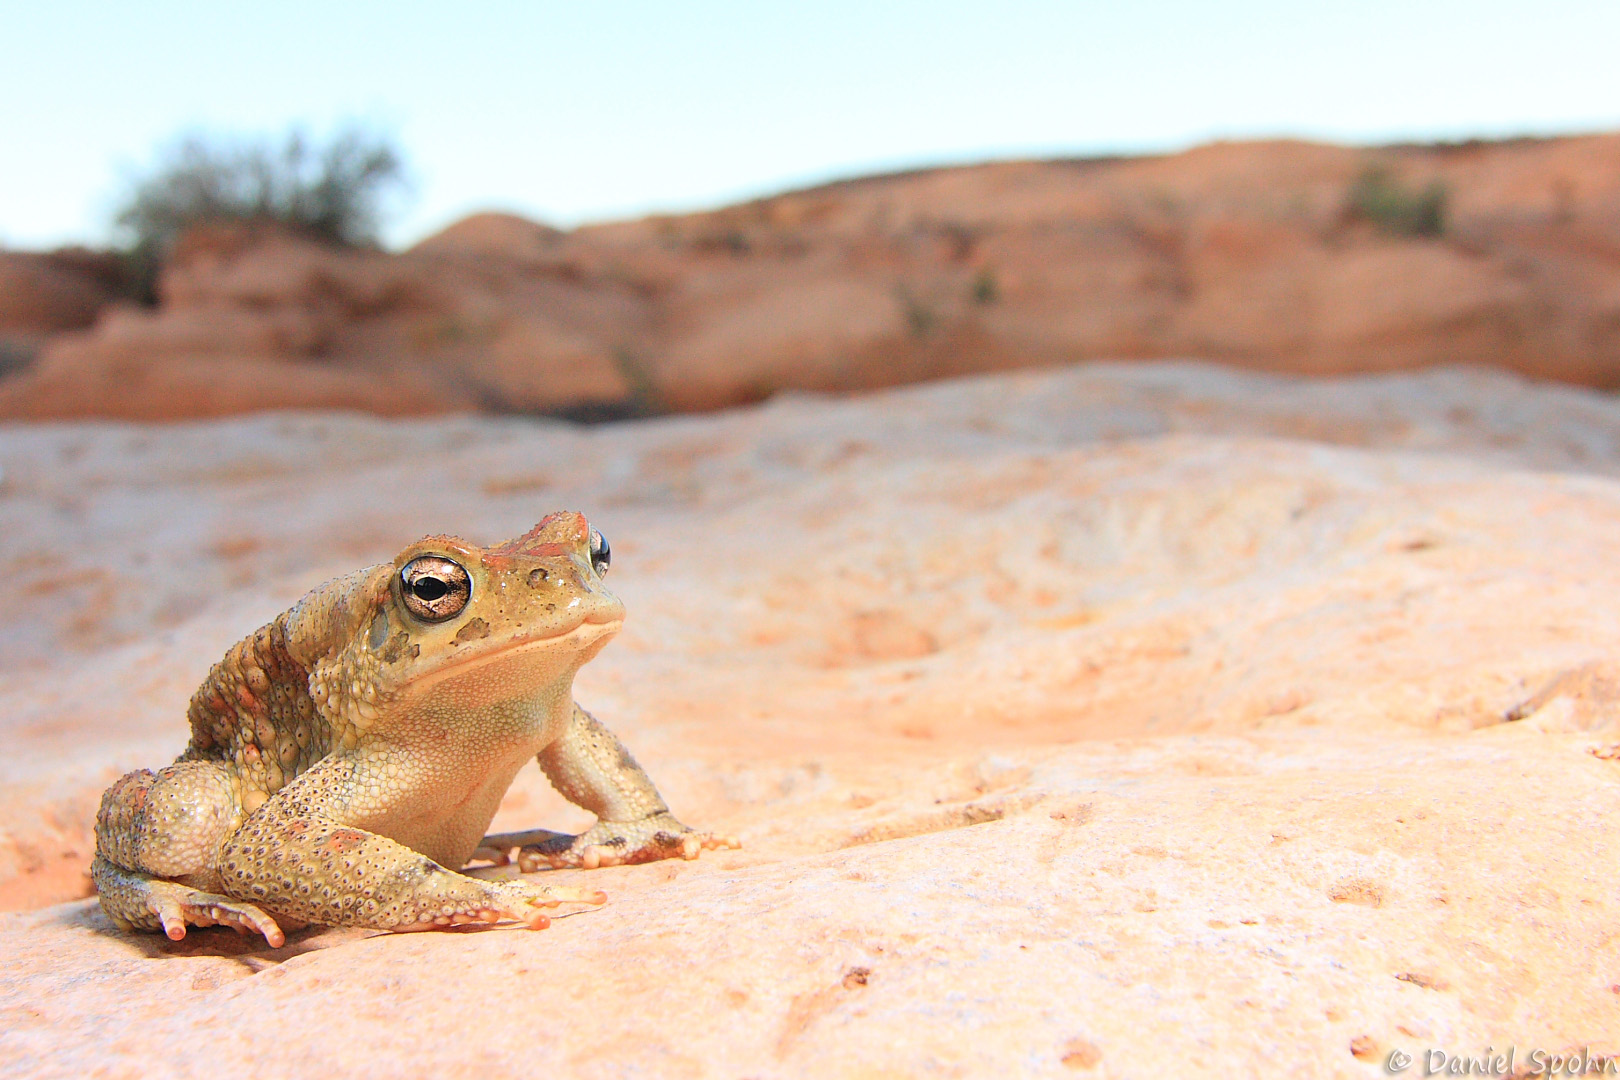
3;0;1618;250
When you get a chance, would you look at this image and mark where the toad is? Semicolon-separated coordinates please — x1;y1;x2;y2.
92;512;737;946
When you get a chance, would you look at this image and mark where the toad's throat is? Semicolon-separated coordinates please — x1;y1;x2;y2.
402;617;624;699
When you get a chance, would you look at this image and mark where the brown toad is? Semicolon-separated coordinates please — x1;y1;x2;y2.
92;512;737;946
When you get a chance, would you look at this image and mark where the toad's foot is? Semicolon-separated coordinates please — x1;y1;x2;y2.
157;891;289;947
469;829;572;867
494;813;740;872
93;855;291;948
390;878;607;933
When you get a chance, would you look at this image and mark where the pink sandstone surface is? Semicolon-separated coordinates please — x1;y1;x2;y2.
2;362;1619;1076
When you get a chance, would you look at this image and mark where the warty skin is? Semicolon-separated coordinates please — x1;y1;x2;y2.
92;512;737;946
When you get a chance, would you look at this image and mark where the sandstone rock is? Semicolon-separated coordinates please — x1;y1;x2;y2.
161;226;428;316
0;248;122;336
2;363;1620;1074
0;248;126;381
408;211;566;262
5;134;1620;420
0;222;642;420
0;335;459;421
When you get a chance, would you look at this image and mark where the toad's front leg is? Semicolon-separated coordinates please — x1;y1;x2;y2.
477;704;739;873
218;761;604;943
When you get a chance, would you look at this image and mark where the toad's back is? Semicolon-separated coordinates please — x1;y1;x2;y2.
178;566;383;806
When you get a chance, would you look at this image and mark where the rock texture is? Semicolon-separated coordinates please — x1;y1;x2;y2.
0;247;126;381
4;362;1620;1076
4;134;1620;420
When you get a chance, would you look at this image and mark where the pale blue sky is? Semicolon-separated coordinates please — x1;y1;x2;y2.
4;1;1617;250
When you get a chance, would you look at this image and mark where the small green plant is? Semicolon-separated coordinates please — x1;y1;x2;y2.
0;338;35;380
610;347;662;418
113;125;407;299
1347;166;1446;238
970;268;999;306
896;285;937;337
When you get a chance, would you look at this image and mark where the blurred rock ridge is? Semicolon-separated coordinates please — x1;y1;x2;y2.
4;131;1620;421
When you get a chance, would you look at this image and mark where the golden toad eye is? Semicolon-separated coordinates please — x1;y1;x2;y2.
399;556;471;622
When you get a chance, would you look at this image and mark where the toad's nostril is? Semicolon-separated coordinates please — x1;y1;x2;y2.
528;568;549;587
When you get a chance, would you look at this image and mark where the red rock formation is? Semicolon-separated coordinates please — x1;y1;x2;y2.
4;134;1619;420
0;247;127;382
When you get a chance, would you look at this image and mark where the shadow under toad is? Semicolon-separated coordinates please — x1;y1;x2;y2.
50;892;601;970
49;897;371;967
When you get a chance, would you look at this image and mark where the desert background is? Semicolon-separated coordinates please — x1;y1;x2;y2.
5;4;1620;1077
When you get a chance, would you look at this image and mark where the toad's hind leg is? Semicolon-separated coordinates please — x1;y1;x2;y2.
214;755;606;934
91;857;288;946
92;761;284;945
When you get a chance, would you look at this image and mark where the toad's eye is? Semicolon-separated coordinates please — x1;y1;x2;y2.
400;556;471;622
589;528;611;577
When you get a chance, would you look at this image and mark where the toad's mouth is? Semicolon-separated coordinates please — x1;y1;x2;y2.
401;616;625;699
